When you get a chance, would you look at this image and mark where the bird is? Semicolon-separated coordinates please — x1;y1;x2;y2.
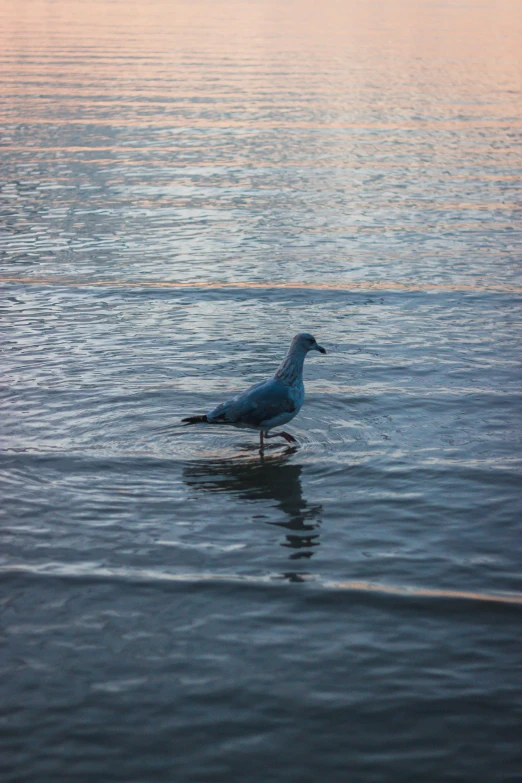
182;333;326;449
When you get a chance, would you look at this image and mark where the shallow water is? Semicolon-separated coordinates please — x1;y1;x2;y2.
1;1;522;781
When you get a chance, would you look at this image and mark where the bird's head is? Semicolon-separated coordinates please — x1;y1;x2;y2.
293;333;327;355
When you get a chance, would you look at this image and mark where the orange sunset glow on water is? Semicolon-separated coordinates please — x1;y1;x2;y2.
1;0;521;129
1;0;521;291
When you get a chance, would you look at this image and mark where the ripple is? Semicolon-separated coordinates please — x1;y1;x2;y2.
1;563;521;609
2;276;522;293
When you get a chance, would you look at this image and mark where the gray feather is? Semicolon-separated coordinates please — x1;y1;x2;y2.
207;378;295;427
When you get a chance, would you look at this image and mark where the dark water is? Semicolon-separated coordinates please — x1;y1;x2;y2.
1;1;522;780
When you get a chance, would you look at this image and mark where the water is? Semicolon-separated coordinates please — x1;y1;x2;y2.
1;0;521;780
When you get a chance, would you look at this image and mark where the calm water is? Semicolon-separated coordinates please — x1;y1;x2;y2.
1;1;522;780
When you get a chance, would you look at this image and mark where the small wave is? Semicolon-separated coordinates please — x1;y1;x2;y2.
2;276;521;294
1;563;520;608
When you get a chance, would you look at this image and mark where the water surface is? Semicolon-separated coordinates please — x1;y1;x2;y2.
1;1;521;781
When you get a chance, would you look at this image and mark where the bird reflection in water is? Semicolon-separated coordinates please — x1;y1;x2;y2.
182;448;322;565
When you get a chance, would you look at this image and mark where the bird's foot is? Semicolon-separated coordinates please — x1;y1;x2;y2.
267;430;296;444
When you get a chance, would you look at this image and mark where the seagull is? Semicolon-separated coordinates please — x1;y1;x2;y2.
182;333;326;449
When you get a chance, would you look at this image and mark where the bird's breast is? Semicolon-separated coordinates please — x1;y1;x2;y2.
289;381;305;411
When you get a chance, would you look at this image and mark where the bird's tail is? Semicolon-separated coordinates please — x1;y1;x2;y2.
181;415;208;425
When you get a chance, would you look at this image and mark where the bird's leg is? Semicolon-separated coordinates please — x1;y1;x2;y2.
265;431;297;444
259;431;264;451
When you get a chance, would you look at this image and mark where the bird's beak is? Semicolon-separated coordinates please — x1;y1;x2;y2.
315;344;326;354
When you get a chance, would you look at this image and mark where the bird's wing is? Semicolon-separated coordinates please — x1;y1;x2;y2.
207;378;295;427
